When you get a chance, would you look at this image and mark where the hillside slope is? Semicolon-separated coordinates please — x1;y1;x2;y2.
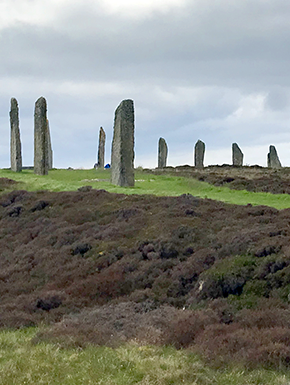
1;186;290;367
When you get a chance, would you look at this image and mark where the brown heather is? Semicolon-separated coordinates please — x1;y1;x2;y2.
2;179;290;368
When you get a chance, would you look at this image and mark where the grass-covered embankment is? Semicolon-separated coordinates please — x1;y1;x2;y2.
1;168;290;209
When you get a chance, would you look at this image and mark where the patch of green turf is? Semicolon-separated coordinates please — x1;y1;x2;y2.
1;168;290;209
0;328;289;385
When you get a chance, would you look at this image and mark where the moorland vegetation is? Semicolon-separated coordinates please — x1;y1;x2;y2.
1;166;290;384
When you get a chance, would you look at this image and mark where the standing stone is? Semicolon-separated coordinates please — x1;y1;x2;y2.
111;99;135;187
232;143;243;166
267;145;282;168
194;140;205;169
10;98;22;172
158;137;168;168
34;97;48;175
47;120;53;169
97;127;106;169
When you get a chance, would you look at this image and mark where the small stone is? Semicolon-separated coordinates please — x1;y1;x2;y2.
194;140;205;169
97;127;106;169
34;97;49;175
232;143;243;166
10;98;22;172
267;145;282;168
158;137;168;168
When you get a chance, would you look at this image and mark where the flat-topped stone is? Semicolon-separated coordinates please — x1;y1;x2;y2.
111;99;135;187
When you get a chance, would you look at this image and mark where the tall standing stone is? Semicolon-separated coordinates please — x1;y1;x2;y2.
158;137;168;168
232;143;243;166
111;99;135;187
267;145;282;168
47;119;53;169
34;97;48;175
97;127;106;168
194;140;205;169
10;98;22;172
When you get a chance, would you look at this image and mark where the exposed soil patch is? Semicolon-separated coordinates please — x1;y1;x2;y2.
149;165;290;194
1;187;290;367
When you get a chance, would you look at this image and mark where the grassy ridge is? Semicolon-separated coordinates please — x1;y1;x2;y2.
0;328;289;385
1;168;290;209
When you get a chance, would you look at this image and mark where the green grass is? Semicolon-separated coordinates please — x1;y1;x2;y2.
0;328;290;385
1;168;290;209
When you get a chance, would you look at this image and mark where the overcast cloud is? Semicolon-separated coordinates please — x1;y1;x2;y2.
1;0;290;168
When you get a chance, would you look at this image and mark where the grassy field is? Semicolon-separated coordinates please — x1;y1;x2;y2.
1;328;290;385
1;167;290;209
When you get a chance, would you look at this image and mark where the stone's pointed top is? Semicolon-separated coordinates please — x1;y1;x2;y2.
121;99;134;104
100;126;106;137
35;96;47;106
116;99;134;119
10;97;18;107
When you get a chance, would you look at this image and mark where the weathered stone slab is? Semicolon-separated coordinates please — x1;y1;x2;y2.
267;145;282;168
34;97;48;175
111;99;135;187
194;140;205;169
158;137;168;168
97;127;106;169
232;143;243;166
10;98;22;172
47;119;53;169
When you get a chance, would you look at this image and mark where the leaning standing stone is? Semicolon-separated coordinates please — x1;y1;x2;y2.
194;140;205;169
97;127;106;169
158;137;168;168
47;119;53;169
111;99;135;187
267;145;282;168
34;97;48;175
232;143;243;166
10;98;22;172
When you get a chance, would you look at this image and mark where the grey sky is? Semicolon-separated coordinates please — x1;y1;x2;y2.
1;0;290;168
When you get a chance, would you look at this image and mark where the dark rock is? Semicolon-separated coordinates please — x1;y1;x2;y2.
31;200;49;212
36;296;62;311
72;243;92;256
78;186;92;192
